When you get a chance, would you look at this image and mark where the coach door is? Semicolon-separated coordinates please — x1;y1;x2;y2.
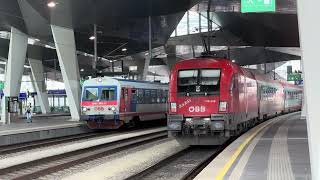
120;88;131;113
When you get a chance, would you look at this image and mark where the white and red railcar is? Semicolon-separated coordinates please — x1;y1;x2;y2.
167;58;303;145
81;77;168;129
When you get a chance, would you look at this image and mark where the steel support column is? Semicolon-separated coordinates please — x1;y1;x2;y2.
1;27;28;124
142;16;152;81
297;0;320;179
51;25;80;120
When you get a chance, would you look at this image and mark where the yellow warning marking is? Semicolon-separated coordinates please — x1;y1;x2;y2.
215;120;275;180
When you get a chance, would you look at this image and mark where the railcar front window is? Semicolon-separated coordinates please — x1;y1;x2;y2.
177;69;220;96
83;87;98;101
101;88;116;101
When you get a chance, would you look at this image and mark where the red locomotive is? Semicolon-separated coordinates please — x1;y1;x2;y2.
167;58;302;145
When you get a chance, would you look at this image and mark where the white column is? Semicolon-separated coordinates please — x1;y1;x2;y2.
297;0;320;179
51;25;80;120
0;27;28;124
29;59;50;114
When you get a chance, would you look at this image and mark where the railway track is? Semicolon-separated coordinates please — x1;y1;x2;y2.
0;129;167;180
0;131;113;155
124;146;220;180
125;137;235;180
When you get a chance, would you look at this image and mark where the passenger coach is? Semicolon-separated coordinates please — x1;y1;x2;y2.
167;58;302;145
81;77;168;129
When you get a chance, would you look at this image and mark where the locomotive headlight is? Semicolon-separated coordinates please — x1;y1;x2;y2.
203;118;211;121
170;103;177;113
82;107;87;112
219;101;227;112
111;106;116;111
185;118;192;122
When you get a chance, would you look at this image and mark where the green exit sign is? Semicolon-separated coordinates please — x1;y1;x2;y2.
287;73;302;81
241;0;276;13
0;82;4;90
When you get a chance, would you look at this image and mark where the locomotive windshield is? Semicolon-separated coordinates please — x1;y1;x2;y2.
82;86;117;101
178;69;220;96
83;87;99;101
101;87;116;101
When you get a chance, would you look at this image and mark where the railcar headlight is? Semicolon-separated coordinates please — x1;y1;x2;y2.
219;101;227;112
185;118;192;122
111;106;116;111
203;118;211;121
82;107;87;112
171;103;177;113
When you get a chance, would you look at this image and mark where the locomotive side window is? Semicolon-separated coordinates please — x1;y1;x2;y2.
177;69;220;96
101;87;116;101
83;87;99;101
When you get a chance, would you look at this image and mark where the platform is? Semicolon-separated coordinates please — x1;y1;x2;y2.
195;112;311;180
0;115;90;146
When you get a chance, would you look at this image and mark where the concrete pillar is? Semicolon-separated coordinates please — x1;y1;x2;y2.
29;59;50;114
0;27;28;124
297;0;320;179
51;25;80;120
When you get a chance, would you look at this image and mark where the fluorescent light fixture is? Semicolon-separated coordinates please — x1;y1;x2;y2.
28;38;35;45
122;48;127;52
47;1;57;8
89;36;95;40
45;45;55;49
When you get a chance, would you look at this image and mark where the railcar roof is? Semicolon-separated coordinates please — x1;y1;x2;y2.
83;77;168;90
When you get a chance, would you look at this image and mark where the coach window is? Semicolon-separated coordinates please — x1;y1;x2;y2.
137;89;144;104
151;90;157;103
157;89;162;103
145;89;151;104
83;87;99;101
165;90;169;102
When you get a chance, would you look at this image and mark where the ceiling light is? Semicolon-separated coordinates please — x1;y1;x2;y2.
47;1;57;8
122;48;127;52
28;38;35;45
89;36;95;40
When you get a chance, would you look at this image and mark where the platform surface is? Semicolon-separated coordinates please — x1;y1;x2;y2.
195;112;311;180
0;114;84;136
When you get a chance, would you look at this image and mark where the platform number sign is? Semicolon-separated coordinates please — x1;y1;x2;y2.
241;0;276;13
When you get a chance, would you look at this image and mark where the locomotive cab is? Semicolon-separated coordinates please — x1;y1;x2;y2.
167;59;236;145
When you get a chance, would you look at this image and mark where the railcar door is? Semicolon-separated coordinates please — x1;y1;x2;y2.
120;88;131;113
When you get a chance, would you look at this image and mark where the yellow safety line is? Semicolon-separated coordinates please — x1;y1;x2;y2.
215;120;275;180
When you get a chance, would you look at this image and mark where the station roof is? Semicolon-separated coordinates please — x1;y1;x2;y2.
0;0;301;79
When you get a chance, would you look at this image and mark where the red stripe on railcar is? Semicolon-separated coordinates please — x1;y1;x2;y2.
81;101;118;106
